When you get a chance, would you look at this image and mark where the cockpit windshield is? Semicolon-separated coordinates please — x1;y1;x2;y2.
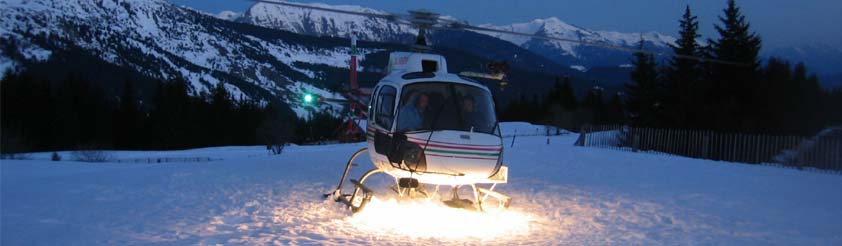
396;82;498;135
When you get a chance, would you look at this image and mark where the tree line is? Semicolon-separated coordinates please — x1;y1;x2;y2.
502;0;842;136
0;72;344;154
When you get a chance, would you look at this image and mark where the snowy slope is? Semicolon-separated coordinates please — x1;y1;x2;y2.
478;17;675;58
3;124;841;245
239;2;680;69
474;17;678;68
240;1;415;42
0;0;377;118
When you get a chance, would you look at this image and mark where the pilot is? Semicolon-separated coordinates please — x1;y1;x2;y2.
398;93;429;131
461;96;483;132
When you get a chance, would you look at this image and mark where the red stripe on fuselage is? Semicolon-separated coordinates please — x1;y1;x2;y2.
407;140;502;151
425;153;500;160
406;136;501;147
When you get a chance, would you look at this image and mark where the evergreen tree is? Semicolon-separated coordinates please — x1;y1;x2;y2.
625;42;662;126
664;5;703;128
761;58;793;131
605;92;626;124
581;87;606;124
706;0;762;132
209;82;234;145
559;77;577;111
114;80;141;149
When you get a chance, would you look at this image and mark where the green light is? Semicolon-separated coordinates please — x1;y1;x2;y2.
304;94;314;103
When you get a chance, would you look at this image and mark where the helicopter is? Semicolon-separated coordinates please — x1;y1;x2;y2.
252;0;745;213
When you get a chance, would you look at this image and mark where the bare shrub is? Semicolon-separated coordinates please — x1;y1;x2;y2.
1;130;32;160
71;145;111;162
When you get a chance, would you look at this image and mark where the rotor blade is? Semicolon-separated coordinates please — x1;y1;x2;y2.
447;22;746;66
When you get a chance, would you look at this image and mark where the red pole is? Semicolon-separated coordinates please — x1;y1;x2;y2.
350;35;358;91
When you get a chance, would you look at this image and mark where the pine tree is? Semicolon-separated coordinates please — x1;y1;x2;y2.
761;58;793;131
706;0;762;132
625;41;661;126
559;77;577;111
210;82;233;145
605;92;626;124
581;87;605;124
114;80;141;149
664;5;703;128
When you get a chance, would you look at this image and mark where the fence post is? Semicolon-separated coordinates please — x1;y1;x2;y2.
731;134;736;162
831;139;842;172
633;128;640;152
717;131;722;161
701;132;708;159
655;128;661;154
574;126;585;147
736;133;742;163
700;130;705;158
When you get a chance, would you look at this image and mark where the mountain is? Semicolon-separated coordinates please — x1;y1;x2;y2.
239;2;675;71
0;0;401;117
240;2;657;96
477;17;676;69
767;43;842;89
0;0;600;120
239;2;415;43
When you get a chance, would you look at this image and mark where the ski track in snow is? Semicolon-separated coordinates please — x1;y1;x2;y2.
3;125;842;245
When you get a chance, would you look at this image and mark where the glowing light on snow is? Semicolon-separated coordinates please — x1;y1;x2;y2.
346;197;535;240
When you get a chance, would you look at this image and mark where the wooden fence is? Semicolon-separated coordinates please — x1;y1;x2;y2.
575;125;842;173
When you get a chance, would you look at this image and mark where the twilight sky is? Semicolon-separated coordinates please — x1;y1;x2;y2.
169;0;842;51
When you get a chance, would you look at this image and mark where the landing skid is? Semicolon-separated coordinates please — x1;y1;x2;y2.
326;148;512;213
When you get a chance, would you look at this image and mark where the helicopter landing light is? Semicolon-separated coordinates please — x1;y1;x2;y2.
347;197;534;240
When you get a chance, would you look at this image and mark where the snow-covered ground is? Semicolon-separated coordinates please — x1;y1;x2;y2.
3;124;842;245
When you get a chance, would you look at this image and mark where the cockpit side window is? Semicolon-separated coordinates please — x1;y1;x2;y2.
375;85;397;130
368;86;380;122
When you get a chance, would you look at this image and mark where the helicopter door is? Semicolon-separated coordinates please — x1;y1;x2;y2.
373;85;397;156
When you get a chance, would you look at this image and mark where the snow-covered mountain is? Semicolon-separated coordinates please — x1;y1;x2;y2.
767;43;842;89
0;0;381;118
479;17;675;57
0;0;597;117
240;2;415;43
477;17;676;68
240;2;676;69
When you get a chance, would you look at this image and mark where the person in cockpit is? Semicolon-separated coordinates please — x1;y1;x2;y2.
460;96;482;132
398;93;429;132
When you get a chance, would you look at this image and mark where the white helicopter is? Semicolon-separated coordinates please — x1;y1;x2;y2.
334;33;512;212
252;0;744;213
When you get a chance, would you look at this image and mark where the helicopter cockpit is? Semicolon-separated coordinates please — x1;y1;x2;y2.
396;82;498;135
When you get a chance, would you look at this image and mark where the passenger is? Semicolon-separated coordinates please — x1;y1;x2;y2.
398;93;429;131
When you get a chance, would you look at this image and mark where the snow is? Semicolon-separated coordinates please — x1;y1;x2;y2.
243;1;415;42
215;10;241;21
477;17;677;58
570;65;587;72
5;123;839;245
499;121;569;137
1;0;379;113
0;54;17;77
